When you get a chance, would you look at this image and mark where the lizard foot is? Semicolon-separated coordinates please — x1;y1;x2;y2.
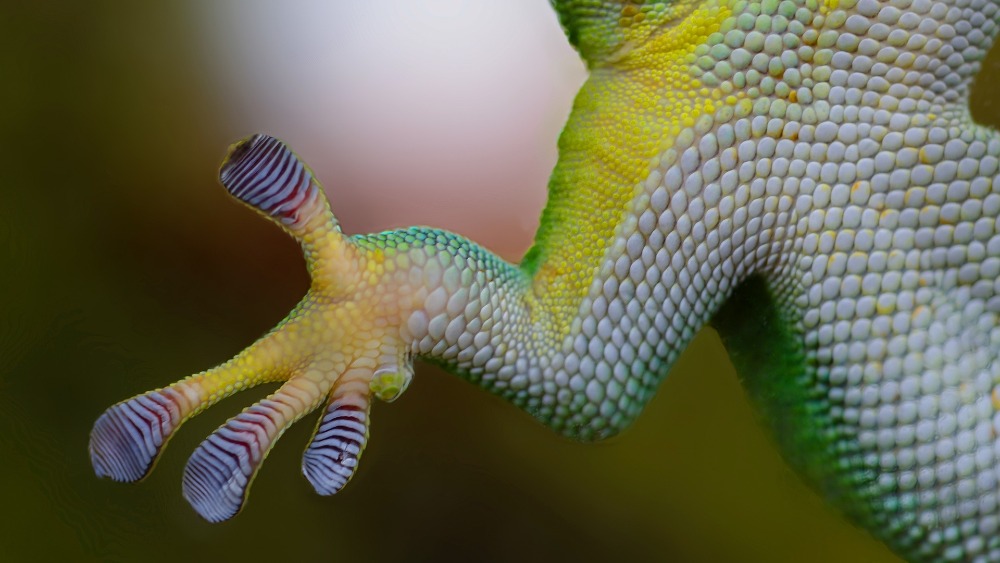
90;135;415;521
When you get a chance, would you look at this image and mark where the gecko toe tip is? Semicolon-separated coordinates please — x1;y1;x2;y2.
89;401;171;483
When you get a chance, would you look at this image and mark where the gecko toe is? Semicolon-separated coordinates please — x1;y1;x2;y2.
90;390;184;482
302;397;369;496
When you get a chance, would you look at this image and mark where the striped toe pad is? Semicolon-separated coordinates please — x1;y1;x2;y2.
90;389;188;482
182;401;292;523
218;134;322;230
302;397;370;496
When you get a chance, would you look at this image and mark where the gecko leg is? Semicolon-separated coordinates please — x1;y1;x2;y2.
93;131;547;521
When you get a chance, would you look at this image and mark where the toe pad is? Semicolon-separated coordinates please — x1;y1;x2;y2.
302;398;369;496
90;389;185;482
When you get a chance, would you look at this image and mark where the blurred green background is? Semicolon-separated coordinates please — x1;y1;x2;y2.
4;2;1000;562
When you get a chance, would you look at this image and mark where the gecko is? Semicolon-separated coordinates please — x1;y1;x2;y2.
89;0;1000;561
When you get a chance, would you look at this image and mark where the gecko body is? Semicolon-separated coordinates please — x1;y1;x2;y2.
91;1;1000;561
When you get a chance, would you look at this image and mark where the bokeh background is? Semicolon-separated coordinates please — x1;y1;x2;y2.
4;1;1000;561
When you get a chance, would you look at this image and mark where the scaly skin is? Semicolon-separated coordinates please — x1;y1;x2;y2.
90;1;1000;560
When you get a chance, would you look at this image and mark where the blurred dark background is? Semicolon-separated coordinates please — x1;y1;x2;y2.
5;2;1000;562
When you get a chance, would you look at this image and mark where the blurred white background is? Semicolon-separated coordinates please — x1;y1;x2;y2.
194;0;588;259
